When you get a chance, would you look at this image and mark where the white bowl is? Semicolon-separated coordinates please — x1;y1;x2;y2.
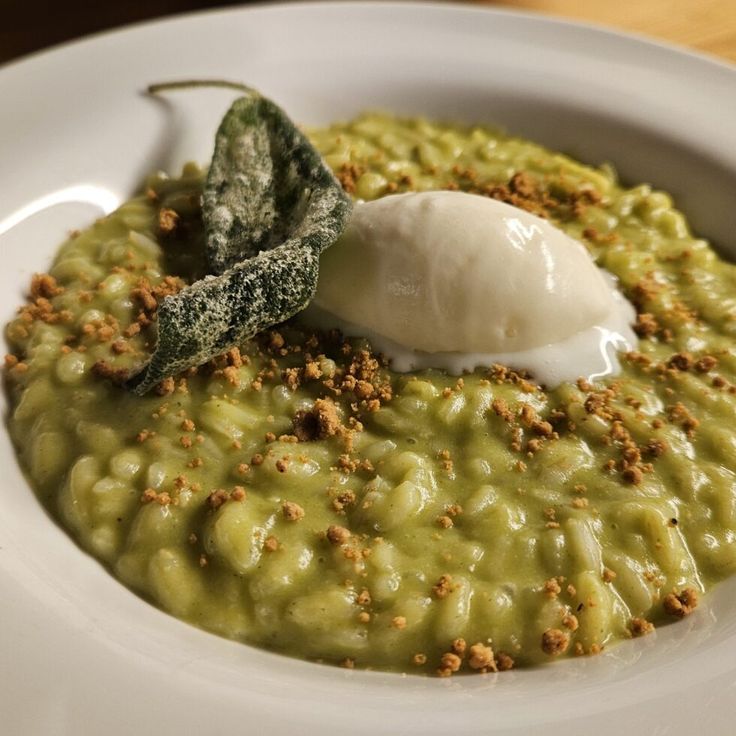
2;4;736;734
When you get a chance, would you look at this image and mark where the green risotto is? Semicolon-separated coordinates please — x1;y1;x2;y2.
5;113;736;675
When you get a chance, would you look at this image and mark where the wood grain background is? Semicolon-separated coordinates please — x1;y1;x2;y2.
2;0;735;66
481;0;736;62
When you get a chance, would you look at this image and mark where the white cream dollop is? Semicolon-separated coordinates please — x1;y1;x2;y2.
305;191;636;386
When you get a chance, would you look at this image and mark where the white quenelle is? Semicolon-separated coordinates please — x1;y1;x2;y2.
308;191;636;386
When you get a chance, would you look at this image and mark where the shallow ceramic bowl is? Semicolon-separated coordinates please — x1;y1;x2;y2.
2;3;736;734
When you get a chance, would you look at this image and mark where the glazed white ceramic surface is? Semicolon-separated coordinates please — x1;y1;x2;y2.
1;3;736;734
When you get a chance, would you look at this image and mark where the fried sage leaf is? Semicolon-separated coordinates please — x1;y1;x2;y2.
204;94;351;273
128;87;352;394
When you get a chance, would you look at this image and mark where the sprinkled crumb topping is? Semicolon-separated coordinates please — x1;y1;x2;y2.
4;110;731;678
663;588;699;618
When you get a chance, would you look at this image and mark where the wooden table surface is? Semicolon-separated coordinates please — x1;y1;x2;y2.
481;0;736;63
2;0;736;66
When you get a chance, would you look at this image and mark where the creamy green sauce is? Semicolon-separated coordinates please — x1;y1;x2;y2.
5;114;736;674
